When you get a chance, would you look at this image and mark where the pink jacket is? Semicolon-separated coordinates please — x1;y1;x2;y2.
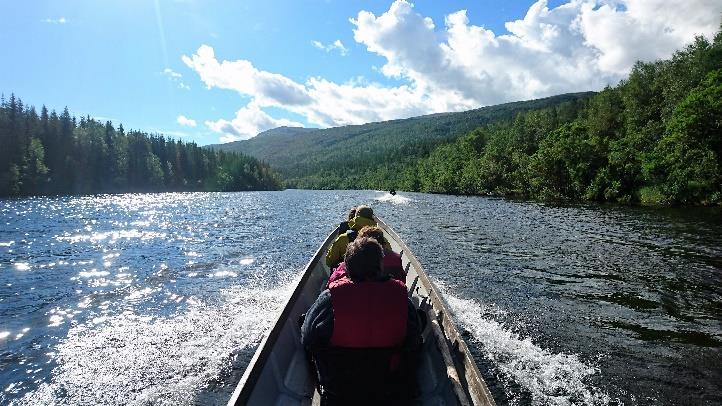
327;251;406;289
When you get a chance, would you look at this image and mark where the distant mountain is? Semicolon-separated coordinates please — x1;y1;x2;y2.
254;126;318;138
209;92;594;185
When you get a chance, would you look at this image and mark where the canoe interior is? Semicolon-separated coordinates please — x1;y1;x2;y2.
228;217;496;406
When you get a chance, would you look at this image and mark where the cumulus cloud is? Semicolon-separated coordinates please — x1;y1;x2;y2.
205;102;305;142
176;115;197;127
312;39;349;55
575;0;722;74
43;17;68;24
184;0;722;136
182;45;311;106
352;0;722;106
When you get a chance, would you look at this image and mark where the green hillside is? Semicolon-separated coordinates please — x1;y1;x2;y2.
210;93;594;187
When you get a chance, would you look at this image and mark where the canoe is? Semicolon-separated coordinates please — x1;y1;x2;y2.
227;216;496;406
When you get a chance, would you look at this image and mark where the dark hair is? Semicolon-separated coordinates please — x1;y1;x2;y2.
344;237;384;282
356;205;373;219
357;226;387;247
347;206;358;221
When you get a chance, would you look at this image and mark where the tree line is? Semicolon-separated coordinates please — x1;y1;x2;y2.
0;98;281;196
290;28;722;206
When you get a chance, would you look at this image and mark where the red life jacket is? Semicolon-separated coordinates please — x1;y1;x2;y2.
329;277;408;348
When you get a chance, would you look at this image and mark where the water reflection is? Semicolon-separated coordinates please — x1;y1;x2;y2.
0;191;720;405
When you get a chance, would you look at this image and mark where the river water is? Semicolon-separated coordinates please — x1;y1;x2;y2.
1;190;720;405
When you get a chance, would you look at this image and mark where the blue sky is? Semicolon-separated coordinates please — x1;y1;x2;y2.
1;1;720;145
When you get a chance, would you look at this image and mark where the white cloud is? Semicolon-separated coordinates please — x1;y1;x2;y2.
182;45;311;106
176;115;197;127
312;39;349;56
205;102;304;143
575;0;722;74
182;45;435;128
184;0;722;134
43;17;67;24
163;68;182;78
162;68;191;90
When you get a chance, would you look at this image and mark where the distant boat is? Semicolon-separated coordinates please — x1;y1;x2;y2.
227;216;496;405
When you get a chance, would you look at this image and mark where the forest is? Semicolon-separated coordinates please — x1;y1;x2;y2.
0;98;281;197
284;28;721;206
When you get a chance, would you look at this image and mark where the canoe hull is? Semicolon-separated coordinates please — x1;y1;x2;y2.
228;217;495;406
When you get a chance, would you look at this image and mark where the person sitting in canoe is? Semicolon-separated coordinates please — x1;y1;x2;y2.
325;205;376;268
337;206;357;234
326;225;405;288
302;237;422;405
348;204;375;230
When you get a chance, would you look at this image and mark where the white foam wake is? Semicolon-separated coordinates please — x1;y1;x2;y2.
443;293;611;406
374;192;413;205
17;281;295;405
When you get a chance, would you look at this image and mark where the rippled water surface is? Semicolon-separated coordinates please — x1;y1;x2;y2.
1;191;720;405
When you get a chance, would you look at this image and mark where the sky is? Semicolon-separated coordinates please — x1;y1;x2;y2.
1;1;721;145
